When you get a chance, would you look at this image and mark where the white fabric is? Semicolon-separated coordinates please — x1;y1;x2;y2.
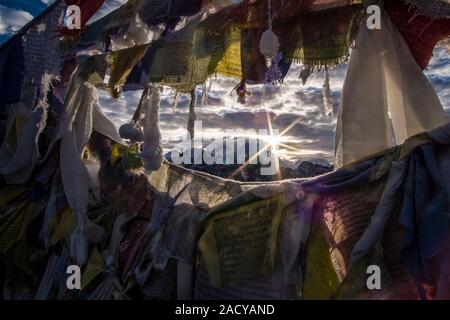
335;13;447;167
187;90;197;139
56;76;121;265
322;68;333;116
141;85;164;171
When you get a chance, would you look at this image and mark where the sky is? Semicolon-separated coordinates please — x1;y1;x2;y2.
1;0;449;165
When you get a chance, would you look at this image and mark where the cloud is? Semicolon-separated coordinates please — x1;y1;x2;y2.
1;0;448;162
99;47;450;163
0;5;33;36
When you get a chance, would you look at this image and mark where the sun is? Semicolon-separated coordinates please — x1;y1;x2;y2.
262;134;281;149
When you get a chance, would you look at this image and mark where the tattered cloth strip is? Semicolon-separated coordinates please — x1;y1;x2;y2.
125;1;362;92
76;0;202;54
276;4;362;67
125;16;227;92
50;76;121;265
78;44;150;98
122;19;182;92
140;85;164;171
322;68;333;116
386;0;450;70
0;0;72;170
0;0;68;127
107;45;150;98
76;0;149;53
401;0;450;19
21;0;67;85
144;15;219;92
187;90;197;138
58;0;106;38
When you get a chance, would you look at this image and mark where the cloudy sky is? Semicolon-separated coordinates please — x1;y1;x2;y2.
1;0;449;165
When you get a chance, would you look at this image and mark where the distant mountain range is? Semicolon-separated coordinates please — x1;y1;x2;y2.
167;158;333;182
165;143;333;182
